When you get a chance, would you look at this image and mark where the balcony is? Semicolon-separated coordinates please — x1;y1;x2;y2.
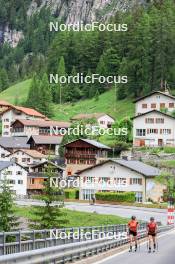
65;152;96;159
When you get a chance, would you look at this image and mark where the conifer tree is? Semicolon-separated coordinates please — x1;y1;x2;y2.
30;163;68;229
0;178;19;232
39;73;53;117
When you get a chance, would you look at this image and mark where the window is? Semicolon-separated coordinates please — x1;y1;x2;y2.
1;154;5;158
147;129;158;134
160;129;171;135
169;103;174;108
6;171;12;175
151;103;156;109
100;121;105;124
9;179;15;184
136;129;146;136
30;178;35;184
22;158;26;162
4;125;9;128
160;103;165;108
27;158;30;162
16;171;22;175
142;104;147;109
18;180;23;184
130;178;142;185
4;118;9;122
145;118;154;124
156;118;164;124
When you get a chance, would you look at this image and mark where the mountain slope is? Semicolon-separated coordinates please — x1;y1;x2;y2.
0;79;32;104
0;80;134;121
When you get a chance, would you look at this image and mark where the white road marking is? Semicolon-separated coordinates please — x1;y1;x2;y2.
93;229;175;264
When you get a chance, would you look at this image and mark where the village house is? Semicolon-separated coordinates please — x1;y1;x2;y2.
134;90;175;116
64;138;111;176
27;135;62;156
132;89;175;147
0;136;30;153
77;159;165;203
133;110;175;147
70;113;115;129
6;149;47;169
0;105;46;137
0;160;27;196
11;119;71;138
27;161;64;195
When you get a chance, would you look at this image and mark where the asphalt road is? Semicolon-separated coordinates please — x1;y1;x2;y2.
66;202;167;225
15;200;167;225
94;229;175;264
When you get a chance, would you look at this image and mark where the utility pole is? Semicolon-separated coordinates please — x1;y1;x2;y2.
60;83;62;105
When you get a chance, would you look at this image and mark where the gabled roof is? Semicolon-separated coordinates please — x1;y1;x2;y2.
0;137;30;149
134;90;175;103
0;160;27;172
0;100;12;107
31;160;64;171
77;159;160;177
64;138;111;150
132;110;175;120
11;119;71;128
27;135;63;145
7;149;46;159
0;105;45;118
0;161;14;171
71;113;114;121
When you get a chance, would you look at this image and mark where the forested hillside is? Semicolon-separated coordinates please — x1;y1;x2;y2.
0;0;175;118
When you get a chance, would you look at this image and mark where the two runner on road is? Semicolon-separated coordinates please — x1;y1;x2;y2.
128;216;158;253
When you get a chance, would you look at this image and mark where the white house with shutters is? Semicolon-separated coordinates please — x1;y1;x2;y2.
133;90;175;147
0;105;45;137
0;161;27;195
134;90;175;116
77;159;164;203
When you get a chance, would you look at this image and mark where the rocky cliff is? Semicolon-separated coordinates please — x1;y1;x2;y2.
1;0;148;47
28;0;146;24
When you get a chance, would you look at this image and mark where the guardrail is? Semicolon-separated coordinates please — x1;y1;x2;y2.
0;224;147;256
0;225;173;264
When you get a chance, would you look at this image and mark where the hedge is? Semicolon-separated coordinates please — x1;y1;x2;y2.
95;192;135;202
64;189;79;199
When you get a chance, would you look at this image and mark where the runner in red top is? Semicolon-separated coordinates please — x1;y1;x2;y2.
128;216;139;252
147;217;158;253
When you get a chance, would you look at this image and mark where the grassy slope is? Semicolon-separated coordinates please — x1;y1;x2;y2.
15;206;128;227
0;80;134;120
0;79;32;104
53;88;134;121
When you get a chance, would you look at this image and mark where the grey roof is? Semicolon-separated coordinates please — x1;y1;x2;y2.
113;159;160;176
0;137;30;149
0;161;15;171
77;159;160;177
27;136;63;145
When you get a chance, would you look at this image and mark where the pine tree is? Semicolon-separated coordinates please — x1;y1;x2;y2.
30;163;68;229
39;73;53;117
26;74;40;108
0;68;9;90
54;56;67;104
0;178;19;232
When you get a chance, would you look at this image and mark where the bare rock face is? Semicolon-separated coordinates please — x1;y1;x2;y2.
27;0;144;24
1;0;146;47
3;26;23;48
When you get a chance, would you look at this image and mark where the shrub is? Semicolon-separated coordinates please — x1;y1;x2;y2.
95;192;135;203
64;189;79;199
